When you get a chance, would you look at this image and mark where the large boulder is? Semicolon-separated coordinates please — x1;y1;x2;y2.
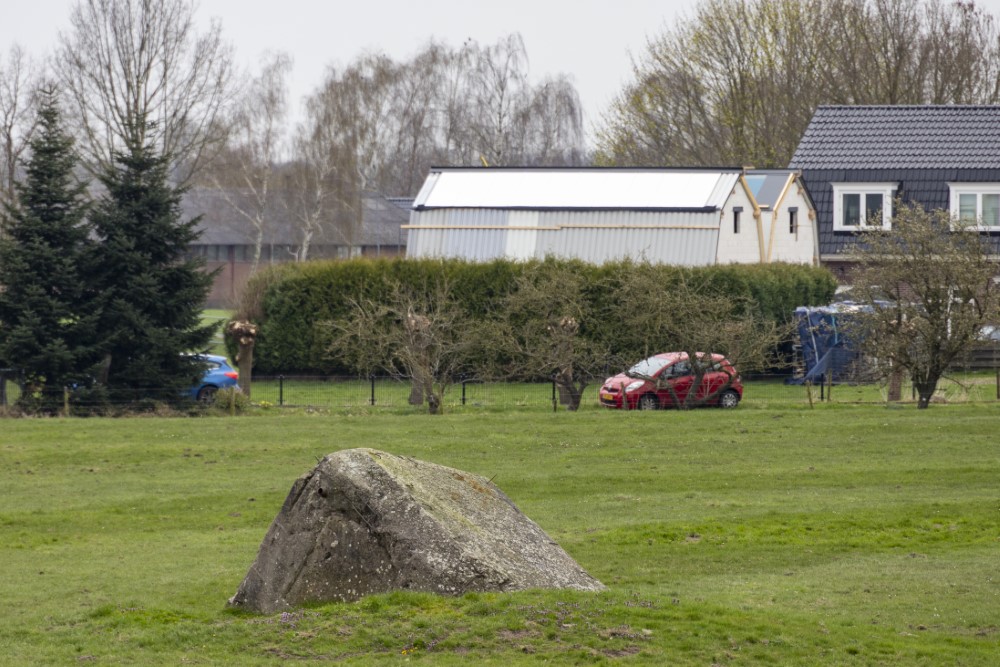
228;448;604;613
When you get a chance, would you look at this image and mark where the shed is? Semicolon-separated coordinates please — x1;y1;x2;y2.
405;167;817;265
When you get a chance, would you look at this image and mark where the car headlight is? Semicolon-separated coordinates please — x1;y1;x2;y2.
625;380;646;392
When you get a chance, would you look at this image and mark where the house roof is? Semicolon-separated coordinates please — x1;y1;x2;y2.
412;167;743;211
744;170;794;208
789;105;1000;169
183;188;410;246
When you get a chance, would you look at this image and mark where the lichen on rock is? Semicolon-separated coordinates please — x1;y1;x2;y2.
228;448;604;614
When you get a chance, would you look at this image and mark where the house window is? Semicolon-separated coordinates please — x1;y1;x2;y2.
831;183;897;231
733;206;742;234
789;207;798;234
948;184;1000;230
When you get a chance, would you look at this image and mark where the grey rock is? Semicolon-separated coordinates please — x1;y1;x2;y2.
228;448;604;613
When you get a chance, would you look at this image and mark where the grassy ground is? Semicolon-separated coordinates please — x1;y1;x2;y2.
242;372;1000;410
201;309;232;357
1;405;999;665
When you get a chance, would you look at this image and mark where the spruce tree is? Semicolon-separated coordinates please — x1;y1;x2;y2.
0;90;98;412
88;129;215;406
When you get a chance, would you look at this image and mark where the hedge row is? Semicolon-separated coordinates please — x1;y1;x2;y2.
237;258;838;374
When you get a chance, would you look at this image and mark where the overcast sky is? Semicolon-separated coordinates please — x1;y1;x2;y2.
1;0;700;143
5;0;1000;146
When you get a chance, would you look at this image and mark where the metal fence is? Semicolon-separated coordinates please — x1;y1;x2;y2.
236;371;1000;410
4;370;999;413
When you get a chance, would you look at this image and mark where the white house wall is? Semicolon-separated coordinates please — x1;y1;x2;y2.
714;182;763;263
767;180;819;265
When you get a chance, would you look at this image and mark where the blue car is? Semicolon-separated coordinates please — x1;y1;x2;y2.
188;354;239;402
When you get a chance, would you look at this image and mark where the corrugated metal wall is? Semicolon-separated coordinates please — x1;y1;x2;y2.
407;209;720;265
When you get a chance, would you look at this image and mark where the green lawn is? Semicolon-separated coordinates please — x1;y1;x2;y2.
1;406;999;665
241;372;1000;410
201;309;232;357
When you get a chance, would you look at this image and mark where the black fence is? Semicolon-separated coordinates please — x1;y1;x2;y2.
4;369;1000;413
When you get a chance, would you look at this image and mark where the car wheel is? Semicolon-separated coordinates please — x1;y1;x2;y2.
197;385;218;403
718;389;740;409
637;394;659;410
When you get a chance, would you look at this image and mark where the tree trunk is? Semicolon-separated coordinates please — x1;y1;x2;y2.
915;382;936;409
887;367;902;402
226;320;258;398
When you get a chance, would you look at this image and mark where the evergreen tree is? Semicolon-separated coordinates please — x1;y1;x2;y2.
0;89;98;412
88;129;215;406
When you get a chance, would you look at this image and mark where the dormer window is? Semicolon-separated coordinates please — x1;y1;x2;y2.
948;184;1000;230
832;183;896;231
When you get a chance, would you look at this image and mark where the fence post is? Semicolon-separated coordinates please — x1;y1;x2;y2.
370;375;376;406
278;375;285;406
63;386;70;418
462;379;467;406
552;377;557;412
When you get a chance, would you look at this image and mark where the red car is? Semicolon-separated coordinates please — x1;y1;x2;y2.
599;352;742;410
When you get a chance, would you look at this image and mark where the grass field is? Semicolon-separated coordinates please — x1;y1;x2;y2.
1;405;999;665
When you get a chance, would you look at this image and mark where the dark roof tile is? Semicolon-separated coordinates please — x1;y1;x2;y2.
790;106;1000;169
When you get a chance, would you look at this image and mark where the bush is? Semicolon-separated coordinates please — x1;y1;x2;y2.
237;258;837;375
212;387;251;414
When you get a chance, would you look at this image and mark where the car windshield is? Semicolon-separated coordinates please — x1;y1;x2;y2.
627;356;673;378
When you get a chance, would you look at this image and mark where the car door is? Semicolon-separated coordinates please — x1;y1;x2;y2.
694;360;725;403
656;360;693;406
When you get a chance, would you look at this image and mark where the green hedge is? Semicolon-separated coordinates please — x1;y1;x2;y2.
237;258;837;374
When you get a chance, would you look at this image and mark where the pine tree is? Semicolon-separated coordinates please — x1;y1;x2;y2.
0;89;98;412
88;129;215;406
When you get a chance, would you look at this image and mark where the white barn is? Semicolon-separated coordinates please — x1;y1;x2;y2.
405;167;817;265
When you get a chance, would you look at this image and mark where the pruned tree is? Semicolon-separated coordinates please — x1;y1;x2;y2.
0;45;41;217
596;0;1000;168
604;264;786;408
56;0;235;184
0;88;99;412
491;260;608;411
848;201;1000;409
324;276;481;414
207;51;292;273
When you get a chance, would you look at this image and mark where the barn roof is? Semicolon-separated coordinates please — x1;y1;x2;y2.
412;167;744;211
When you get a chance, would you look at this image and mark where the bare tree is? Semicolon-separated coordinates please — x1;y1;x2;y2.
848;202;1000;409
279;35;583;258
207;51;291;274
296;35;585;200
56;0;235;183
0;45;41;216
596;0;1000;168
493;261;607;411
462;35;584;167
324;276;482;414
283;67;368;262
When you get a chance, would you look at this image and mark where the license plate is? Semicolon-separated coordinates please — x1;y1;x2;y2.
600;392;613;401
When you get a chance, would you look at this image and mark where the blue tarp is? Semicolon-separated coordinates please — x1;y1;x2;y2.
788;303;872;385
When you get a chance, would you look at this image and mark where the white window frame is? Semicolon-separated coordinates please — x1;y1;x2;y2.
832;183;897;231
948;183;1000;231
